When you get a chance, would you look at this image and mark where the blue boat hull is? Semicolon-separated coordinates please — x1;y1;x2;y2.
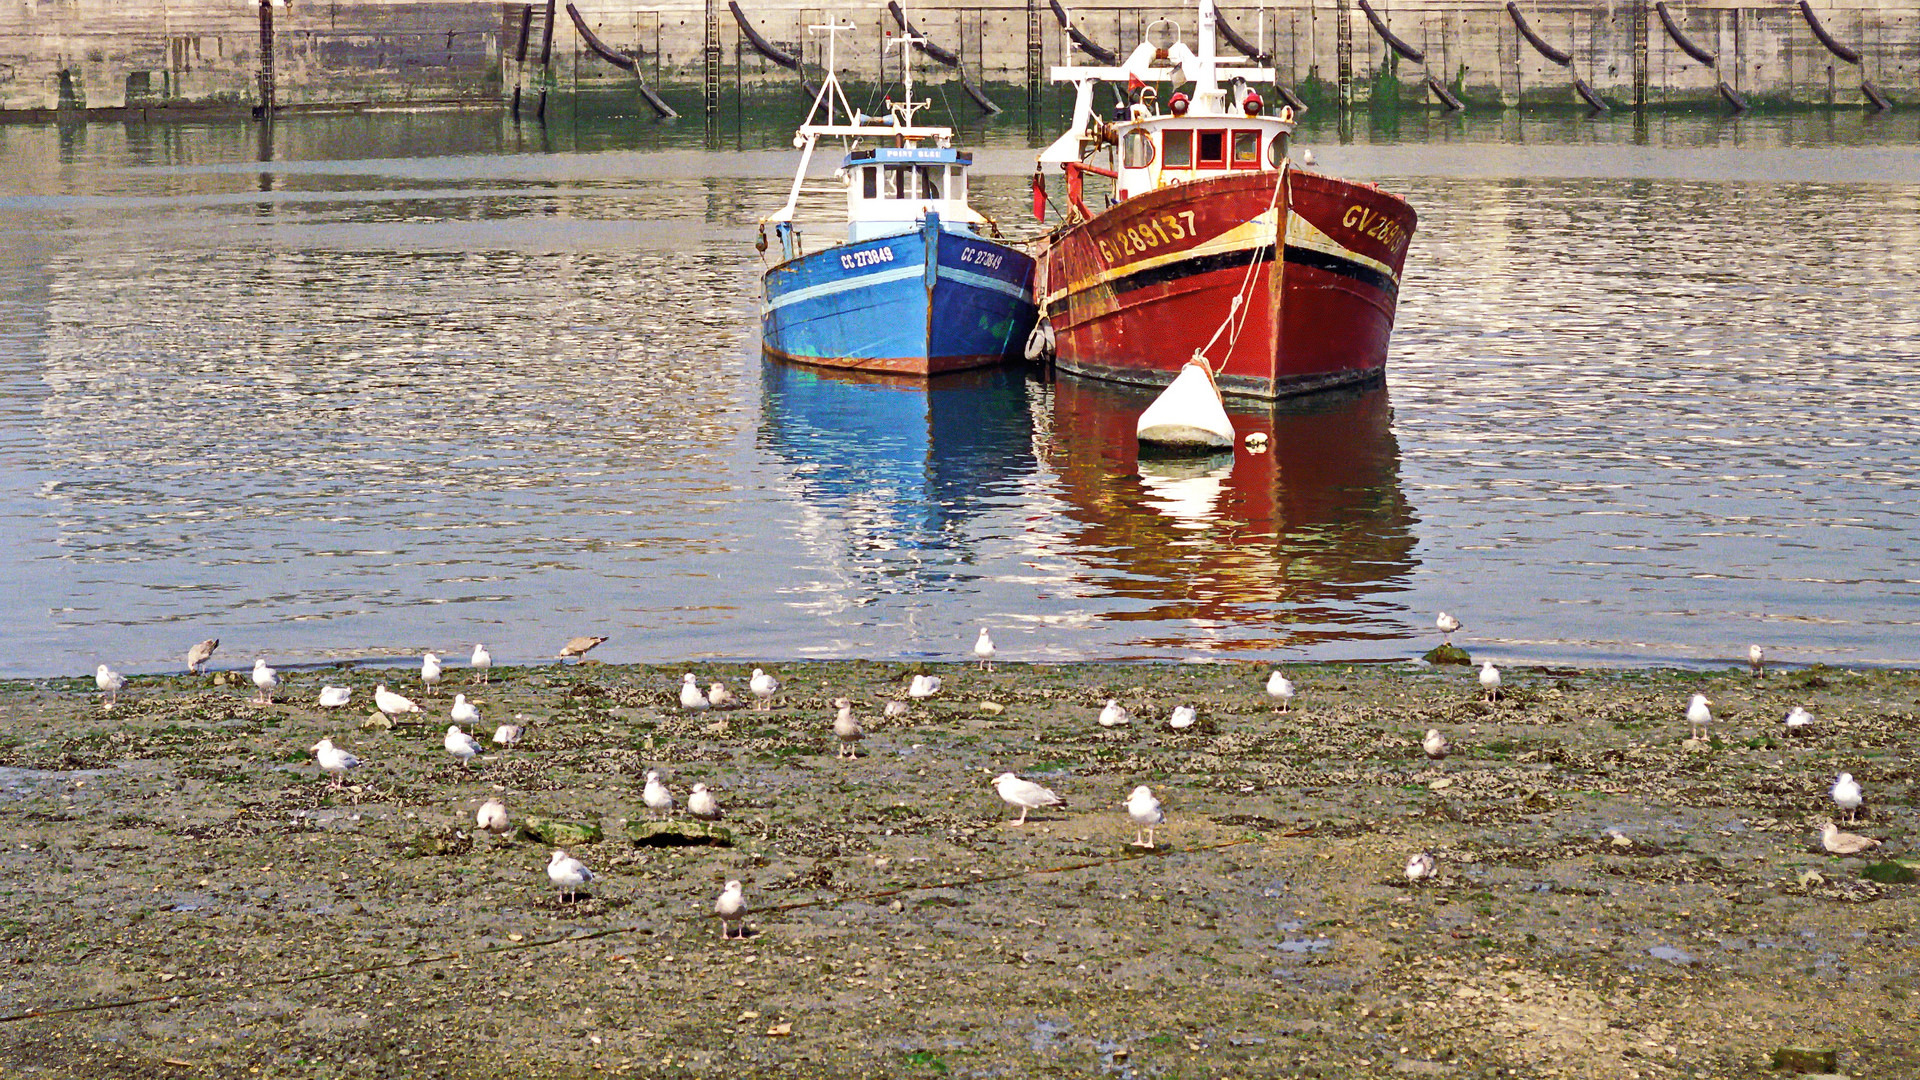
761;217;1038;376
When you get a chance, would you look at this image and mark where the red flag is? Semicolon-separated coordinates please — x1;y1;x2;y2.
1127;72;1144;95
1031;169;1046;222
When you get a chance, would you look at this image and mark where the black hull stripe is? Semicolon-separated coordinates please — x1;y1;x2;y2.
1056;243;1399;314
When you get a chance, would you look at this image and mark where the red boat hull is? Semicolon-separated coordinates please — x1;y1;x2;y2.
1037;168;1417;400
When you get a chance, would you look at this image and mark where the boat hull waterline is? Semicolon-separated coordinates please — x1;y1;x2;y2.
1038;169;1417;400
763;215;1039;377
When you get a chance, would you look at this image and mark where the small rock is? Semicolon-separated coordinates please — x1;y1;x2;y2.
1423;644;1471;666
978;701;1005;715
519;816;603;847
1861;861;1916;885
625;820;732;848
1770;1047;1837;1073
362;711;393;731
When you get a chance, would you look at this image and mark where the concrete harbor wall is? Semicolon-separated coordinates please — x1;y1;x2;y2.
0;0;1911;117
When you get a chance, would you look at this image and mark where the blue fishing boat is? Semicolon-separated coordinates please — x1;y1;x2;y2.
757;21;1037;377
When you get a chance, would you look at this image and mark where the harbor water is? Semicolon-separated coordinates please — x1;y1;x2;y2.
0;106;1916;677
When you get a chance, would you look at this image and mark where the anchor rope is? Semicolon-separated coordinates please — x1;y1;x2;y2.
1192;156;1290;373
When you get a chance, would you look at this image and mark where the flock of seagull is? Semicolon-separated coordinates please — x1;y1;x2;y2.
82;615;1892;933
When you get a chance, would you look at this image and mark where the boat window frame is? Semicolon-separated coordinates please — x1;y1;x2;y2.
862;166;878;200
1195;128;1227;169
1122;129;1156;169
1163;129;1192;168
1231;129;1262;169
919;164;943;199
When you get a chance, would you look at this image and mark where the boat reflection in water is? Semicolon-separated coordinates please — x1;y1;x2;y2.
757;360;1037;599
1041;373;1418;652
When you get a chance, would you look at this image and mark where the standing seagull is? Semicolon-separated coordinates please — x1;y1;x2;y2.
1831;772;1863;824
450;693;481;728
679;673;710;711
1098;700;1131;728
1685;694;1713;740
1422;729;1450;763
1784;706;1814;734
1406;852;1438;884
994;773;1064;825
715;880;746;940
251;658;279;705
687;783;722;821
974;628;996;671
1748;644;1765;678
1266;671;1295;712
832;699;864;758
185;638;220;675
1478;662;1501;702
373;684;423;721
95;664;127;711
642;770;675;818
749;668;779;711
547;850;593;903
444;725;482;769
1436;612;1462;643
310;738;360;788
1125;785;1164;848
556;636;607;662
707;681;734;709
421;652;443;696
471;643;493;684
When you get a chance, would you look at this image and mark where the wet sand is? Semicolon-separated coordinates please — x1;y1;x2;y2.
0;659;1915;1078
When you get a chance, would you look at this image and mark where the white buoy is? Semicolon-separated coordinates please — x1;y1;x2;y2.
1136;359;1235;452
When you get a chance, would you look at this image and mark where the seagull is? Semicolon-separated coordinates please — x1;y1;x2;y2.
493;719;524;747
373;684;423;720
450;693;480;727
994;772;1064;825
749;668;779;711
556;635;607;662
476;797;510;835
471;643;493;684
833;699;863;758
1125;785;1164;848
1405;852;1438;884
1748;644;1765;678
679;673;709;711
1422;728;1450;762
547;850;592;903
1685;693;1713;740
884;700;910;719
251;658;279;705
1436;611;1461;642
444;725;482;768
1820;820;1881;856
310;738;360;788
643;770;675;818
1098;700;1130;728
421;652;443;696
1478;662;1501;702
908;674;942;700
974;627;996;671
318;686;352;709
1167;705;1197;730
1299;147;1317;166
185;638;220;675
1266;671;1295;712
1784;706;1814;734
715;879;746;939
1831;772;1863;823
95;664;126;710
687;782;722;821
708;681;734;709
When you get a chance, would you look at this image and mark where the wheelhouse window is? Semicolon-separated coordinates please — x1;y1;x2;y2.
1232;130;1261;168
948;165;965;201
1196;130;1226;168
919;165;942;199
1122;130;1156;169
1163;130;1192;168
862;166;877;199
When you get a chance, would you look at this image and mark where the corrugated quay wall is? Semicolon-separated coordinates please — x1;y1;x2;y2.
0;0;1911;116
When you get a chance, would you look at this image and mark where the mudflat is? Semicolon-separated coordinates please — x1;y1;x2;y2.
0;660;1914;1078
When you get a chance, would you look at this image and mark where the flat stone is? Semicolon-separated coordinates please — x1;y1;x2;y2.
626;819;732;847
1423;644;1471;666
519;815;603;847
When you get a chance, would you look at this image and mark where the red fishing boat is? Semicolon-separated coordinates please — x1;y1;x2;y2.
1030;0;1417;401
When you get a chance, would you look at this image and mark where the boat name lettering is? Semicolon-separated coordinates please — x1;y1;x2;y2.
960;247;1005;270
1096;210;1197;263
1340;204;1408;253
839;247;897;270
